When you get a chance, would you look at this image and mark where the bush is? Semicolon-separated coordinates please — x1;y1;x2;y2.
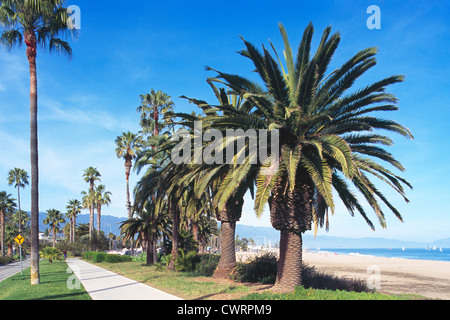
104;254;132;263
0;256;15;265
40;247;63;263
232;252;372;292
233;252;278;284
83;251;107;262
193;254;220;276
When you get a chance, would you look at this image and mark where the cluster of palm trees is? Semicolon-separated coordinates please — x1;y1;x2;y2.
119;23;413;293
0;1;412;293
1;168;30;257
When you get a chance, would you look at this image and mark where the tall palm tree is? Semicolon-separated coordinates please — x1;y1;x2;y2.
43;209;65;247
0;0;75;285
206;23;413;292
174;80;261;278
7;168;29;235
115;131;144;219
81;188;96;242
95;184;112;236
0;191;16;257
137;89;174;137
66;199;81;243
83;167;101;240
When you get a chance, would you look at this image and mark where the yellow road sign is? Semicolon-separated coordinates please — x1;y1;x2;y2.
14;234;24;245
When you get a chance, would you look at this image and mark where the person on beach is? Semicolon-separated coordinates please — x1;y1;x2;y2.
63;250;67;261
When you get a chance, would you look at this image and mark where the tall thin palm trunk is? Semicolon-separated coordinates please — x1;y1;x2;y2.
97;203;102;237
1;210;5;257
168;202;179;271
26;30;40;285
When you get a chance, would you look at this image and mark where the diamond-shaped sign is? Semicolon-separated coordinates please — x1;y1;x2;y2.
14;234;24;245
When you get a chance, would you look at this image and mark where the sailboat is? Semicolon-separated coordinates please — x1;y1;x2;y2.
402;246;405;251
440;247;443;252
433;245;437;251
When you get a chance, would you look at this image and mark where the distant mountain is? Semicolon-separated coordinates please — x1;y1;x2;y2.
34;212;447;249
38;212;125;236
235;224;439;249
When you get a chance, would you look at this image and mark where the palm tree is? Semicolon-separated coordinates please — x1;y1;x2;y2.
95;184;112;236
66;199;81;243
120;201;171;265
0;0;75;285
174;81;261;278
206;23;413;292
83;167;101;239
81;188;96;242
7;168;29;235
115;132;144;219
43;209;65;247
137;89;174;137
0;191;16;257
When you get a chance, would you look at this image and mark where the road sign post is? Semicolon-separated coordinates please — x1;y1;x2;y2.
14;235;24;275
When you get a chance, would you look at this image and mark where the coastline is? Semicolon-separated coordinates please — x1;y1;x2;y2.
236;251;450;299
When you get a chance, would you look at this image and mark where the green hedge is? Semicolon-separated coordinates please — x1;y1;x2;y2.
83;251;132;263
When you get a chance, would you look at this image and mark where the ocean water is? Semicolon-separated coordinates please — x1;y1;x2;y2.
312;248;450;262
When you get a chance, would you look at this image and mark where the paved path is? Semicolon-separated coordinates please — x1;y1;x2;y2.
66;258;182;300
0;257;31;282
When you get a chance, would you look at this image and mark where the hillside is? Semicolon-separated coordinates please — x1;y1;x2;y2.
235;224;443;249
35;212;447;249
38;212;125;236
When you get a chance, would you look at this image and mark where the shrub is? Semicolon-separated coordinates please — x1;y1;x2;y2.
193;254;220;276
40;247;63;263
83;251;107;263
0;256;15;265
233;252;278;284
104;254;132;263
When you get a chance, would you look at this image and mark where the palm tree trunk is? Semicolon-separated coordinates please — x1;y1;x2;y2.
52;226;56;247
167;202;179;271
72;216;76;243
270;173;313;292
272;230;303;293
97;203;101;237
213;219;236;279
213;199;243;279
89;205;94;243
26;31;40;285
124;159;134;255
1;210;5;257
146;238;153;265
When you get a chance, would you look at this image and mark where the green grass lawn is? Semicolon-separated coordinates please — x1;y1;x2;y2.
96;261;418;300
0;260;91;300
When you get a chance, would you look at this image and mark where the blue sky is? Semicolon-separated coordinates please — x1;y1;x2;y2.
0;1;449;243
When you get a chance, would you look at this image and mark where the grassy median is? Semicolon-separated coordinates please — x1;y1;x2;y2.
0;260;91;300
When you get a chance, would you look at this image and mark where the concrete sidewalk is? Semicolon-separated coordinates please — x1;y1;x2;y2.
0;257;31;282
66;258;182;300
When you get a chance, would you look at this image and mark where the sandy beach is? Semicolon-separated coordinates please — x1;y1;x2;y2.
237;251;450;299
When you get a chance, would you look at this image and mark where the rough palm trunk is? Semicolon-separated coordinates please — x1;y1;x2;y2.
146;238;153;265
1;210;5;257
72;215;76;243
167;202;179;271
270;172;313;293
124;157;134;255
89;204;94;242
97;203;102;237
213;199;243;279
26;31;40;285
213;218;236;279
